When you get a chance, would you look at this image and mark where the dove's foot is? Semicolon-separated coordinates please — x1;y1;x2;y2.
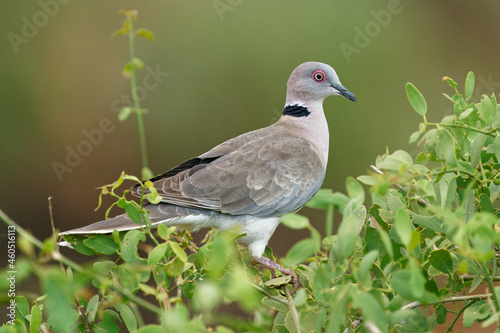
252;256;300;294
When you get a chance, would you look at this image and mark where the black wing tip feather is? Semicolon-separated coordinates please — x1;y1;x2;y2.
133;155;224;189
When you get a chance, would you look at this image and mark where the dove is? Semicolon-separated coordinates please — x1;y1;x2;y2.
60;61;356;291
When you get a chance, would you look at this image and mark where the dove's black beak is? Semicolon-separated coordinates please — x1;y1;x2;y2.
331;83;356;102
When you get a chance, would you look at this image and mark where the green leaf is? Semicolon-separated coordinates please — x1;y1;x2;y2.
429;249;454;274
131;57;144;70
435;303;447;325
121;230;146;264
95;321;120;333
169;241;188;262
83;235;119;255
115;303;138;333
479;193;494;213
264;275;293;288
394;208;414;248
86;295;100;323
459;107;474;119
147;242;169;265
346;176;365;204
463;300;491;328
62;235;95;256
116;264;141;294
471;133;488;167
351;290;387;333
356;250;378;287
436;129;457;167
306;189;350;210
15;296;30;318
409;130;421;144
136;28;156;42
281;213;310;229
465;71;475;101
478;95;495;124
283;237;320;266
118;107;133;121
409;260;425;299
406;82;427;116
29;304;42;333
125;203;143;225
391;270;420;301
336;214;362;260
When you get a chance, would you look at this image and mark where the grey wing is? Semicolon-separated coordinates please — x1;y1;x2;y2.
135;135;325;217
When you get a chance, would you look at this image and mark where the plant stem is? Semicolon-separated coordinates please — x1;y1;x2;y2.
283;286;301;333
426;122;496;137
445;301;476;333
325;204;334;237
126;13;149;177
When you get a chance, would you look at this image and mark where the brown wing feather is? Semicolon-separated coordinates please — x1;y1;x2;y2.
133;130;325;217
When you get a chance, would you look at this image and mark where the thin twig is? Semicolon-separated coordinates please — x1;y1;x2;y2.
283;286;301;333
249;282;288;305
369;165;430;207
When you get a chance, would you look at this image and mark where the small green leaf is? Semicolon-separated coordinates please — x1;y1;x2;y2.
118;107;133;121
115;303;138;332
394;208;414;248
281;213;310;230
86;295;100;323
141;167;154;181
169;241;188;262
147;242;169;265
463;301;491;328
157;224;175;240
125;203;143;225
264;275;293;288
471;133;488;167
29;304;42;333
435;303;447;324
409;260;425;299
351;291;387;332
429;249;454;274
83;235;119;255
436;129;457;167
131;57;144;70
479;193;494;213
356;250;378;287
465;71;475;101
306;189;350;211
409;130;421;144
283;237;320;266
62;235;96;256
346;176;364;204
121;230;146;264
116;265;141;294
406;82;427;116
337;214;362;259
136;28;156;42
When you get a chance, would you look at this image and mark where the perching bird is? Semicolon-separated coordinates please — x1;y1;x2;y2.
60;61;356;291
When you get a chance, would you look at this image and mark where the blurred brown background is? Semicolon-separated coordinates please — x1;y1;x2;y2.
1;1;499;331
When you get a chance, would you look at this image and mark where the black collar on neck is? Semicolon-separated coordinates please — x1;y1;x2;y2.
282;104;310;117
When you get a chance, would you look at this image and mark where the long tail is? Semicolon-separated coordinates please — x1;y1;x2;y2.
59;204;215;236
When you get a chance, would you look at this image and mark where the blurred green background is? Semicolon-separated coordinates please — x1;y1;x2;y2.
1;0;500;276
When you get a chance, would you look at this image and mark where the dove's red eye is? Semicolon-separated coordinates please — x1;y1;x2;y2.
312;70;326;83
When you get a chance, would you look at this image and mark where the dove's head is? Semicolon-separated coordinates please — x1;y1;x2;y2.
286;62;356;105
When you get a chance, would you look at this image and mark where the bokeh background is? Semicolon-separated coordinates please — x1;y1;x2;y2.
1;1;499;330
